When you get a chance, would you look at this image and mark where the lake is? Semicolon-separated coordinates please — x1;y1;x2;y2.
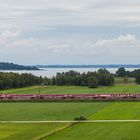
0;68;139;78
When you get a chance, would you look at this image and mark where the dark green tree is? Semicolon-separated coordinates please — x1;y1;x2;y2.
88;76;98;88
116;67;126;77
135;74;140;84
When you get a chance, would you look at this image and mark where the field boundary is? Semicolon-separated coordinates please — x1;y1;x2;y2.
1;120;140;123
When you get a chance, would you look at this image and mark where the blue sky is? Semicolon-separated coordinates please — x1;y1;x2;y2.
0;0;140;65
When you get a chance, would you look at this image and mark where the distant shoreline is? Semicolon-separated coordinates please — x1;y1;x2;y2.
35;65;140;69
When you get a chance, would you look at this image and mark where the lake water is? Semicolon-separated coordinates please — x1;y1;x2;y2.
0;68;139;78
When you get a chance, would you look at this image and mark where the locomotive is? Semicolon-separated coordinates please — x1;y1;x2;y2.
0;94;140;101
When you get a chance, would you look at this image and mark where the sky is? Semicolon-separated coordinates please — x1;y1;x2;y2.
0;0;140;65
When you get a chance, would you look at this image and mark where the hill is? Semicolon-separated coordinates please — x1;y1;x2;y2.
0;62;39;70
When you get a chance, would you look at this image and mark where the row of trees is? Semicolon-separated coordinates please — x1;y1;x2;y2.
46;69;114;88
3;67;140;90
0;72;43;89
0;69;114;90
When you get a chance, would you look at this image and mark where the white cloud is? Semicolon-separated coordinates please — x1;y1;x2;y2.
0;30;72;55
93;34;137;47
84;34;139;56
0;30;140;64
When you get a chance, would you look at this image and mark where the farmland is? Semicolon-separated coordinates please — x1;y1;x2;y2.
1;84;140;140
1;84;140;94
0;102;110;121
0;123;69;140
1;122;140;140
0;102;140;121
45;122;140;140
0;102;140;139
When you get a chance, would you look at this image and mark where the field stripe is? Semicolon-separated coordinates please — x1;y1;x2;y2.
1;120;140;123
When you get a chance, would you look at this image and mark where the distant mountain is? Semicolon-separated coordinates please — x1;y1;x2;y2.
0;62;39;70
36;64;140;69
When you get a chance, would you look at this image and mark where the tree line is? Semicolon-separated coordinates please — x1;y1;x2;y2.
46;69;114;88
0;72;43;89
0;69;114;90
1;67;140;90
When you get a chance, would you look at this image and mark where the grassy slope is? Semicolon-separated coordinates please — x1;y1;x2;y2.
1;84;140;94
0;123;68;140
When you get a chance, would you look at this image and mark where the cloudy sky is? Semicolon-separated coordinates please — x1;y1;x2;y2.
0;0;140;65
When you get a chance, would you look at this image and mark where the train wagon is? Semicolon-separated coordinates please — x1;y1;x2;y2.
0;94;140;101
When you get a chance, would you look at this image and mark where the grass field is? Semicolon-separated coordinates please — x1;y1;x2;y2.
0;102;140;121
1;84;140;94
0;123;69;140
45;122;140;140
0;102;140;139
1;84;140;140
114;77;135;84
0;102;111;121
1;122;140;140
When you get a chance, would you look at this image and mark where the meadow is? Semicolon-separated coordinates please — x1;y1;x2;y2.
0;102;110;121
0;123;69;140
1;122;140;140
1;84;140;94
1;83;140;140
0;102;140;121
0;102;140;139
45;122;140;140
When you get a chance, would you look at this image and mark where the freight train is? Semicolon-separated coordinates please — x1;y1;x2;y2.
0;94;140;101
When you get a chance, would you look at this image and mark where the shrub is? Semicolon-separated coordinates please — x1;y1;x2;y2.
74;116;87;121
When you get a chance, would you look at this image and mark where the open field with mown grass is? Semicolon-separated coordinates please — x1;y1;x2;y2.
1;84;140;94
0;102;140;139
1;122;140;140
45;122;140;140
0;102;110;121
0;123;69;140
0;102;140;121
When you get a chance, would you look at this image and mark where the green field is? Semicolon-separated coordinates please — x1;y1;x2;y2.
0;102;140;121
45;122;140;140
0;123;69;140
114;77;135;84
1;122;140;140
1;84;140;140
0;102;140;139
1;84;140;94
0;102;110;121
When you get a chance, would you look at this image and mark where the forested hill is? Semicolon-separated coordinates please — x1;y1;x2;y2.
0;62;39;70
